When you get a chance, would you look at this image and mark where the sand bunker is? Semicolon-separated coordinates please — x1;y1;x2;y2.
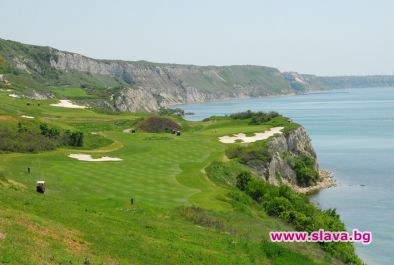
219;127;284;143
21;115;34;119
9;94;20;98
50;100;87;109
68;154;122;162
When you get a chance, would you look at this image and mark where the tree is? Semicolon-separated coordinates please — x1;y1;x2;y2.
69;131;84;147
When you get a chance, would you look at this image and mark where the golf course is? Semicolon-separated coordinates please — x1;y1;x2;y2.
0;91;360;265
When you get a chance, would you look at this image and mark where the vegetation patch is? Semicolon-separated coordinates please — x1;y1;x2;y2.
158;107;185;116
291;156;320;187
51;87;92;99
0;122;84;153
177;206;232;233
233;170;362;264
230;110;280;125
139;116;181;133
226;139;271;166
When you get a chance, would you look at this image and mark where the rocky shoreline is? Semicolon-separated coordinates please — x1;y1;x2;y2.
286;169;336;195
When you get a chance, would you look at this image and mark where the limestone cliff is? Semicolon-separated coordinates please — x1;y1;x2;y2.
49;50;292;110
249;127;320;188
0;39;296;112
1;38;393;112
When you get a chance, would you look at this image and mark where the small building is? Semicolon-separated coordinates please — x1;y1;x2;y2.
176;131;181;136
36;181;45;193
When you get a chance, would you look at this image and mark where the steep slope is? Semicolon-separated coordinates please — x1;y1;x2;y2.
1;38;393;112
0;38;293;111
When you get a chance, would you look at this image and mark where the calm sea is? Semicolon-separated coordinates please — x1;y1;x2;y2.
176;87;394;265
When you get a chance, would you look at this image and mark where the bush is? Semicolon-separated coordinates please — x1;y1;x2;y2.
235;171;252;191
63;130;84;147
225;140;271;165
229;110;279;125
263;197;292;217
245;179;267;201
234;173;362;264
0;123;84;153
292;156;319;187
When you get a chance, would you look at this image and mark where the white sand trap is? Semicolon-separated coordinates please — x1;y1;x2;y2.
50;100;87;109
9;94;20;98
219;127;284;144
21;115;34;119
69;154;122;162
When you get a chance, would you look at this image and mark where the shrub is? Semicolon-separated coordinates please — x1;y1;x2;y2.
245;179;267;201
235;171;252;191
0;123;84;153
229;110;279;125
234;173;362;264
292;156;319;187
263;197;293;217
225;140;271;165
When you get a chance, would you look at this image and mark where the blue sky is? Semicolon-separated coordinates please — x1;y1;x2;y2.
0;0;393;75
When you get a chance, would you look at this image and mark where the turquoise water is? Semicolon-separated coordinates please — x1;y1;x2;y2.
177;87;394;265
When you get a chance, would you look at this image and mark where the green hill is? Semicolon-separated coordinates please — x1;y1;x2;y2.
0;91;362;264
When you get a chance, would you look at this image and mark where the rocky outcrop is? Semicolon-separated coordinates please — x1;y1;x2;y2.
24;90;55;100
49;50;293;111
249;126;319;186
113;88;159;112
33;47;293;111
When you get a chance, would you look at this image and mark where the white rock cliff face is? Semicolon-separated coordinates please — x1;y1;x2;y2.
249;126;319;186
113;88;159;112
48;50;292;111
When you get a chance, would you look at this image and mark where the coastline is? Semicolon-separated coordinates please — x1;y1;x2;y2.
169;91;299;109
168;88;343;112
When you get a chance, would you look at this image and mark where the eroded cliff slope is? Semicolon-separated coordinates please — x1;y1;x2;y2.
1;38;394;112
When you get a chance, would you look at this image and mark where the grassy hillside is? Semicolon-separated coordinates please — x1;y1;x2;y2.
0;90;362;264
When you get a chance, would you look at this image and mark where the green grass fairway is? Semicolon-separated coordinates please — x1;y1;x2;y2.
51;87;91;99
0;92;344;265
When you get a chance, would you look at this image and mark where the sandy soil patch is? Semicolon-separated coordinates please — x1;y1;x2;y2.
21;115;34;119
50;100;87;109
0;115;16;122
9;94;20;98
68;154;122;162
219;127;284;143
0;232;5;240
